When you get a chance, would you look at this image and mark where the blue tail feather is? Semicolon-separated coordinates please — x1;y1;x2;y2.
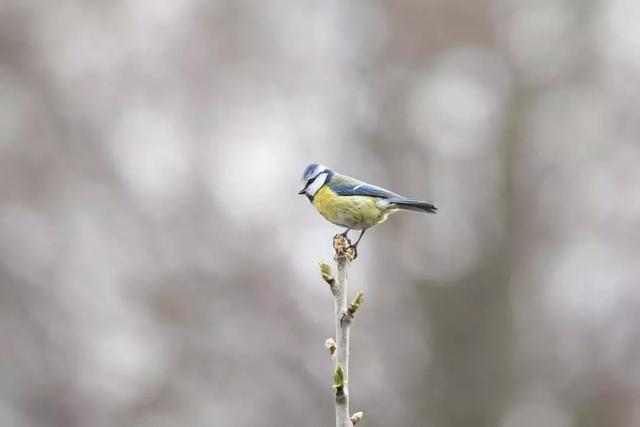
387;197;437;214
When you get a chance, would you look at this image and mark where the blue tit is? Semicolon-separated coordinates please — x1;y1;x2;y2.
298;163;437;248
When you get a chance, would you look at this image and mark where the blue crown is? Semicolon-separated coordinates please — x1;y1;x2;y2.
302;164;318;179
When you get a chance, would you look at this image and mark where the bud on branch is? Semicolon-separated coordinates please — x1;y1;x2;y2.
319;261;335;286
325;338;337;356
350;411;364;425
333;364;346;392
347;291;364;316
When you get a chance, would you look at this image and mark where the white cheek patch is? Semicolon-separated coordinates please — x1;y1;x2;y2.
307;173;327;196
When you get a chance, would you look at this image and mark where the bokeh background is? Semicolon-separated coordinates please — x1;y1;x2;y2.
1;1;640;426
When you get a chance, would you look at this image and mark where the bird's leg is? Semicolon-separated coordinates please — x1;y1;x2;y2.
351;229;366;248
343;229;366;260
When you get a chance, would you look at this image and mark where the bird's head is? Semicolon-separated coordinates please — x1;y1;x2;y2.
298;163;332;199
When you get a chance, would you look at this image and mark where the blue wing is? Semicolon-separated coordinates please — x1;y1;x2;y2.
330;182;398;199
329;174;438;213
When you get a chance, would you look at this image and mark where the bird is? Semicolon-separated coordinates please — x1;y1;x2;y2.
298;163;436;249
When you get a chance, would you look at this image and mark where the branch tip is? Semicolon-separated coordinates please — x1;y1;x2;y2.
333;234;357;261
350;411;364;425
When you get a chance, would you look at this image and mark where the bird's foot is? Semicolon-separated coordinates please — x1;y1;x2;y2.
346;245;357;260
345;241;359;260
333;233;351;251
333;234;357;261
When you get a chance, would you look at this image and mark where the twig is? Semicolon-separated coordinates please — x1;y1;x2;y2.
320;235;364;427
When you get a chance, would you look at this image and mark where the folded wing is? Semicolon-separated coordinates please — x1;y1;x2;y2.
330;176;436;214
331;182;398;199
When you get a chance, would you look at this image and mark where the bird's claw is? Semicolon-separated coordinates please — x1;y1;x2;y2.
333;234;357;261
333;233;350;250
345;244;357;260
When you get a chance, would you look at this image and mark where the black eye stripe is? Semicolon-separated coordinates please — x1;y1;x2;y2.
303;170;329;191
314;171;328;179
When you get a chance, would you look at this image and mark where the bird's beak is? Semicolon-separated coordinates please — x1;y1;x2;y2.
298;187;306;195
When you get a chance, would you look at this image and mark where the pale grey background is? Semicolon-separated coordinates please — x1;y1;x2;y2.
1;1;640;426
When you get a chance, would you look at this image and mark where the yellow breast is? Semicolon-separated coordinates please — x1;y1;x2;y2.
312;186;391;230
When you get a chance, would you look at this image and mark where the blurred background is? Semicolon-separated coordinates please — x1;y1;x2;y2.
1;0;640;426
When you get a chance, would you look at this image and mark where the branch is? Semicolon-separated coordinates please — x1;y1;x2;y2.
319;234;364;427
